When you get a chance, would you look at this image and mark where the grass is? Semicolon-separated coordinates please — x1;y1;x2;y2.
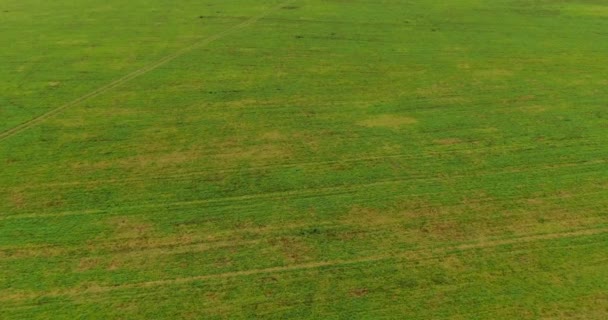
1;0;608;318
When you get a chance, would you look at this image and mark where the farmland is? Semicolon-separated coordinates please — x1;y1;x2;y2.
1;0;608;318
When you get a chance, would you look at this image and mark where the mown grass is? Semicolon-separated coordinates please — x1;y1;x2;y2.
1;0;607;318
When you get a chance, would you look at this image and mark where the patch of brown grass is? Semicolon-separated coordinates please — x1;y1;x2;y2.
214;144;292;163
108;217;154;239
358;115;417;129
129;151;200;167
457;62;471;70
416;83;454;97
71;150;202;171
270;236;313;264
343;206;400;227
9;191;25;209
107;259;122;271
434;138;462;146
260;131;285;141
77;258;101;272
419;220;467;242
540;292;608;319
349;288;369;297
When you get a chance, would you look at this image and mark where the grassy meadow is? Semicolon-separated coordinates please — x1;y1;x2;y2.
1;0;608;318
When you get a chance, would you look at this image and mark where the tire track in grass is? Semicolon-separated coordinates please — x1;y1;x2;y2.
4;174;444;220
0;190;605;261
3;160;606;221
1;212;604;263
8;141;606;191
0;0;296;143
0;218;337;259
2;226;606;302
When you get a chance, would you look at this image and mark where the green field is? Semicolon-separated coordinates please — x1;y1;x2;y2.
1;0;608;318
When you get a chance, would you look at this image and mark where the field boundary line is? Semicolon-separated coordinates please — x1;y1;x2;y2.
0;0;295;143
2;226;606;302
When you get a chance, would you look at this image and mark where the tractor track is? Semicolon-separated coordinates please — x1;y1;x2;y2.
1;226;606;303
0;0;296;143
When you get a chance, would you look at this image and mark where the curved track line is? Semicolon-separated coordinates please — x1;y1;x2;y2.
0;1;295;143
2;226;606;302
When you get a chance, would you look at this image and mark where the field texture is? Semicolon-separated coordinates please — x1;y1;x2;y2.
1;0;608;318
